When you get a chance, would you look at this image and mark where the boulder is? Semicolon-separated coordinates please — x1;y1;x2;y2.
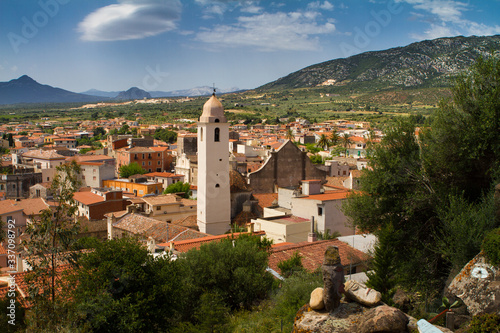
344;280;382;307
393;288;411;312
310;287;325;310
356;305;408;333
447;252;500;316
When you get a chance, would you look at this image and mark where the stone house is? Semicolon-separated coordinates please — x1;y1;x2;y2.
141;194;197;223
73;188;128;220
247;140;327;193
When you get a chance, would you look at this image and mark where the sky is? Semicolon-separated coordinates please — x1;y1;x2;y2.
1;0;500;93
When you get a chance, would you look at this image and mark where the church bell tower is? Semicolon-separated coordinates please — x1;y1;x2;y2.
196;91;231;235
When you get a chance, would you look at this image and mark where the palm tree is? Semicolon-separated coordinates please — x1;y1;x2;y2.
341;133;352;156
316;134;330;151
285;129;294;142
329;131;340;147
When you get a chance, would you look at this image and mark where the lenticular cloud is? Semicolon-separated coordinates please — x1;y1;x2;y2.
78;0;182;41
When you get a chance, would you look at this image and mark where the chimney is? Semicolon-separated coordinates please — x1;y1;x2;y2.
147;236;155;253
107;213;116;240
302;180;321;196
308;216;317;242
126;204;138;214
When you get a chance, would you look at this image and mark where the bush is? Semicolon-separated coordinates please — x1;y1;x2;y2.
277;251;304;277
230;270;322;332
468;313;500;333
482;227;500;266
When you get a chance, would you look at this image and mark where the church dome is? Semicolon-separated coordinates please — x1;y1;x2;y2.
200;94;227;123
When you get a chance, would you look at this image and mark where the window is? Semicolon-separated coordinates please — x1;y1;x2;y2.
142;154;145;159
215;184;220;188
148;154;152;159
157;153;160;157
214;127;220;142
318;207;323;216
200;128;203;141
93;176;96;180
156;206;161;211
157;161;161;165
142;162;145;166
214;118;220;123
148;161;151;166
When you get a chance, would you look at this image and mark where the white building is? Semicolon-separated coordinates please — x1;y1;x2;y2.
196;93;231;235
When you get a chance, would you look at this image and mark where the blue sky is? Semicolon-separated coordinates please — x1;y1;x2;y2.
1;0;499;93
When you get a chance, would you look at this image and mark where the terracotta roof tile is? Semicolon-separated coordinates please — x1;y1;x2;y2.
268;239;370;273
113;213;208;243
73;192;105;205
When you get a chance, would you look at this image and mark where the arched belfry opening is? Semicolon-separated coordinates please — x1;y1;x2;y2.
214;127;220;142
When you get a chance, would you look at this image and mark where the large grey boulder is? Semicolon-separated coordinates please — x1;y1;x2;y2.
447;252;500;316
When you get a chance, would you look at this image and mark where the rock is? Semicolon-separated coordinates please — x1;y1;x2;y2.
393;288;411;311
310;287;325;310
447;252;500;316
322;246;345;312
356;305;408;333
344;280;382;307
292;301;367;333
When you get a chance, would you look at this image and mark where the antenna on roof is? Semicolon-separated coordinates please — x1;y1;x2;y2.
212;83;216;96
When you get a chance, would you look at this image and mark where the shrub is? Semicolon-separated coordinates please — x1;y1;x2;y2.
482;227;500;266
468;313;500;333
278;251;304;277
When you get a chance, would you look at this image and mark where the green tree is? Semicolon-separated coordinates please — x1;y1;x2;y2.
69;237;184;332
154;128;177;144
163;181;191;198
277;251;304;277
341;133;352;156
180;236;273;314
119;162;146;178
329;131;340;147
22;161;82;331
316;134;330;151
285;129;294;141
309;154;324;165
365;223;399;304
423;55;500;201
343;55;500;294
93;126;106;137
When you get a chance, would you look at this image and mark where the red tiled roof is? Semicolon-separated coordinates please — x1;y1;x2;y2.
253;193;278;209
144;172;183;178
73;192;105;205
268;239;370;273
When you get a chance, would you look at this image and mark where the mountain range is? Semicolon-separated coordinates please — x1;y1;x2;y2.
0;77;242;105
1;35;499;105
258;35;500;92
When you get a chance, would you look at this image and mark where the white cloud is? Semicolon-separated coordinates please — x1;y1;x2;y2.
78;0;182;41
307;1;334;11
401;0;500;40
241;4;262;14
195;11;336;51
11;65;18;72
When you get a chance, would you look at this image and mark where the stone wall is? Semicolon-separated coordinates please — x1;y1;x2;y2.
248;141;327;193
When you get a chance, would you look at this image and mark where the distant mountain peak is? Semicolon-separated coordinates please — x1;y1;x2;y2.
15;75;37;84
115;87;151;100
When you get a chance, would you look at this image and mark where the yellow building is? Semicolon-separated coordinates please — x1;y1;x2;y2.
102;179;163;197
